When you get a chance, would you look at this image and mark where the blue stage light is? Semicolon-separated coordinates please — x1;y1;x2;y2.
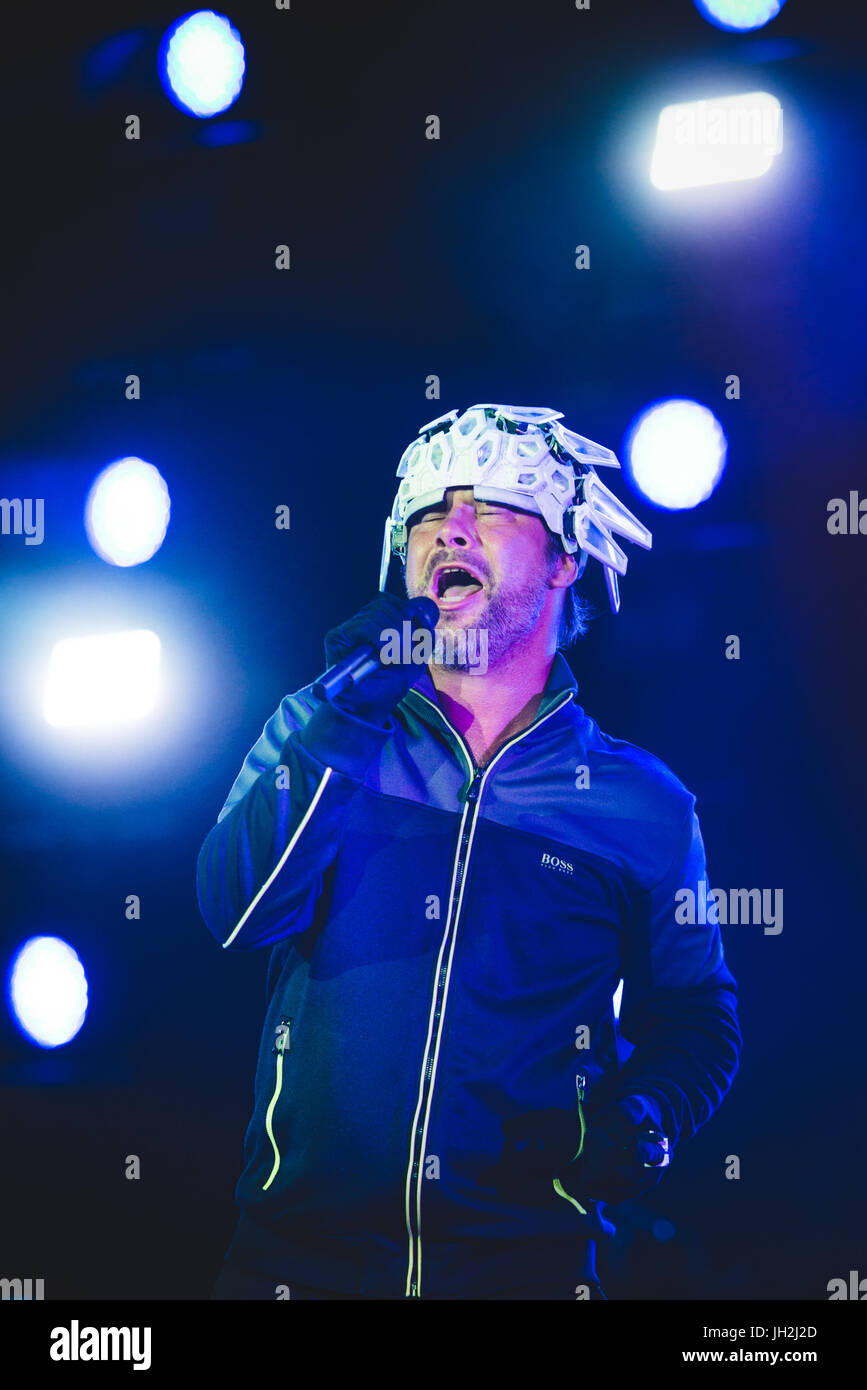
85;457;170;567
7;937;89;1048
159;10;246;118
624;399;728;511
694;0;786;31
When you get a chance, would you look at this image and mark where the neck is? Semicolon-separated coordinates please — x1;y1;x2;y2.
428;625;558;767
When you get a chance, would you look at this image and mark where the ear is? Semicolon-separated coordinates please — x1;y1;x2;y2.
548;551;579;590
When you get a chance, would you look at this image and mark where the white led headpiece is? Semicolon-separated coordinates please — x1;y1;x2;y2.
379;403;651;612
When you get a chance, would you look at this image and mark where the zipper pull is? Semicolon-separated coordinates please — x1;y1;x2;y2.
465;770;483;805
573;1072;587;1160
272;1017;293;1055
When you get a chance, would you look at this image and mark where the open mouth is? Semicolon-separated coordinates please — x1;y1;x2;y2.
431;564;485;609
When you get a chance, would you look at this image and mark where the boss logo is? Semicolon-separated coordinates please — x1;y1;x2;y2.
541;852;574;875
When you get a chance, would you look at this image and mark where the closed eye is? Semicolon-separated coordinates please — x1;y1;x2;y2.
417;506;511;521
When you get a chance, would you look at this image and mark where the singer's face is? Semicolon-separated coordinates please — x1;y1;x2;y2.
403;487;572;667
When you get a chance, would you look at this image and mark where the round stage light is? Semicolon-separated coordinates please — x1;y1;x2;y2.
693;0;787;32
85;457;171;567
624;399;728;511
7;936;89;1048
159;10;246;118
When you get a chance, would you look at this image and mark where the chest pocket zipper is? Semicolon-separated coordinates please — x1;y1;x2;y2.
262;1017;293;1192
552;1072;588;1215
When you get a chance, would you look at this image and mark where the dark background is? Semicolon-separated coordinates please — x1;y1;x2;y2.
0;0;864;1299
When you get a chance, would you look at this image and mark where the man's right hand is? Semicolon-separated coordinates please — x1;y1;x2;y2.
323;593;436;728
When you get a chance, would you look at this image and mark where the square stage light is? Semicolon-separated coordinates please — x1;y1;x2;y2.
650;92;783;190
43;629;161;728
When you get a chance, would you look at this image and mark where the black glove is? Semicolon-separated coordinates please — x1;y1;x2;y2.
481;1106;585;1200
323;593;435;728
563;1102;670;1205
484;1100;669;1218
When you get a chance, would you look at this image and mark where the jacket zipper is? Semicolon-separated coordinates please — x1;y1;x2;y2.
402;690;573;1298
552;1072;589;1215
262;1017;293;1192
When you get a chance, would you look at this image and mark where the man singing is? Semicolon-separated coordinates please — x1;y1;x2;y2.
199;403;741;1300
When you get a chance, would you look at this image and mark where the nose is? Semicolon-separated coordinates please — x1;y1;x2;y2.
434;505;476;549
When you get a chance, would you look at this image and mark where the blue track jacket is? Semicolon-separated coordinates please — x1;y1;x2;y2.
197;652;741;1298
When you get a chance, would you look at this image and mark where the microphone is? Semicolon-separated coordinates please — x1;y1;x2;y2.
313;596;440;702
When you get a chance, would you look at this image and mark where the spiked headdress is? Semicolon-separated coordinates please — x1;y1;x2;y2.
379;403;651;611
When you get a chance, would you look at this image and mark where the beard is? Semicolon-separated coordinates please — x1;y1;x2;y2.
406;565;551;673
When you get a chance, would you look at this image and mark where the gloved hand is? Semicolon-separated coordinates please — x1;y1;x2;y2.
494;1107;582;1183
323;593;437;728
563;1102;669;1206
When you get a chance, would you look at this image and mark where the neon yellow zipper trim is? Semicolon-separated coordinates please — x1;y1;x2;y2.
262;1040;288;1191
553;1077;588;1215
403;688;574;1296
